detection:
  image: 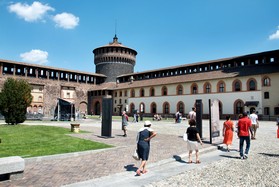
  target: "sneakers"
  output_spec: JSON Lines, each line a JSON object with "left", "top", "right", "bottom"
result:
{"left": 240, "top": 154, "right": 248, "bottom": 160}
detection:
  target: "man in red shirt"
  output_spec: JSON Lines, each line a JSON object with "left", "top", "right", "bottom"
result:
{"left": 237, "top": 112, "right": 253, "bottom": 159}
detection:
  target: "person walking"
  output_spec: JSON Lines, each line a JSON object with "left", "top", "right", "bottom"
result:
{"left": 122, "top": 111, "right": 129, "bottom": 137}
{"left": 238, "top": 112, "right": 253, "bottom": 159}
{"left": 136, "top": 120, "right": 157, "bottom": 176}
{"left": 222, "top": 115, "right": 234, "bottom": 152}
{"left": 188, "top": 107, "right": 196, "bottom": 121}
{"left": 249, "top": 110, "right": 259, "bottom": 139}
{"left": 186, "top": 119, "right": 203, "bottom": 164}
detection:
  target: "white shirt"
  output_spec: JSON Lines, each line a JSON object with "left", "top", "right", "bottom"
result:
{"left": 250, "top": 113, "right": 258, "bottom": 125}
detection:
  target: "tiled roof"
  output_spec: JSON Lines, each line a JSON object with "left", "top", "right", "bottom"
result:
{"left": 113, "top": 63, "right": 279, "bottom": 90}
{"left": 115, "top": 70, "right": 237, "bottom": 89}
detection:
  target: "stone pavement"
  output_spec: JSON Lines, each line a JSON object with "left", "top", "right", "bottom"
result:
{"left": 0, "top": 119, "right": 230, "bottom": 187}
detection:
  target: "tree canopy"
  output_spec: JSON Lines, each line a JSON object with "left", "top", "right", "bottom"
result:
{"left": 0, "top": 78, "right": 33, "bottom": 125}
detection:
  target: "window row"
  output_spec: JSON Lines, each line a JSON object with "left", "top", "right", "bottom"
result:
{"left": 125, "top": 77, "right": 271, "bottom": 97}
{"left": 128, "top": 99, "right": 260, "bottom": 115}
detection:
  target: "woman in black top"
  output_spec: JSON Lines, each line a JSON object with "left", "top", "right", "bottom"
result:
{"left": 136, "top": 120, "right": 157, "bottom": 176}
{"left": 186, "top": 119, "right": 203, "bottom": 164}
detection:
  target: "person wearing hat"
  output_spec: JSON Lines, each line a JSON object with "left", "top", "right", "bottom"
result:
{"left": 136, "top": 120, "right": 157, "bottom": 176}
{"left": 237, "top": 112, "right": 253, "bottom": 159}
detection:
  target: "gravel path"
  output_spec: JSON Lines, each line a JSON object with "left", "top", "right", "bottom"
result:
{"left": 149, "top": 122, "right": 279, "bottom": 187}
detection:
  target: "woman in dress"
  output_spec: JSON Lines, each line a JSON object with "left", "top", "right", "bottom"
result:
{"left": 223, "top": 115, "right": 234, "bottom": 151}
{"left": 186, "top": 119, "right": 203, "bottom": 164}
{"left": 136, "top": 120, "right": 157, "bottom": 176}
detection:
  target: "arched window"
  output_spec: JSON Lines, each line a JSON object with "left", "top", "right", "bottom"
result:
{"left": 262, "top": 76, "right": 271, "bottom": 87}
{"left": 247, "top": 78, "right": 257, "bottom": 91}
{"left": 163, "top": 102, "right": 170, "bottom": 114}
{"left": 150, "top": 87, "right": 155, "bottom": 96}
{"left": 130, "top": 89, "right": 135, "bottom": 97}
{"left": 234, "top": 100, "right": 244, "bottom": 114}
{"left": 129, "top": 103, "right": 135, "bottom": 114}
{"left": 177, "top": 101, "right": 185, "bottom": 114}
{"left": 150, "top": 102, "right": 157, "bottom": 114}
{"left": 176, "top": 85, "right": 183, "bottom": 95}
{"left": 191, "top": 83, "right": 198, "bottom": 94}
{"left": 162, "top": 86, "right": 168, "bottom": 96}
{"left": 140, "top": 88, "right": 145, "bottom": 97}
{"left": 233, "top": 80, "right": 242, "bottom": 92}
{"left": 204, "top": 82, "right": 211, "bottom": 93}
{"left": 217, "top": 81, "right": 225, "bottom": 93}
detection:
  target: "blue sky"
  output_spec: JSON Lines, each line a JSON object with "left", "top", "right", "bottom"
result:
{"left": 1, "top": 0, "right": 279, "bottom": 73}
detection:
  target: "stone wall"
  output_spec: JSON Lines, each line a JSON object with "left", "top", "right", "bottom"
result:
{"left": 0, "top": 75, "right": 93, "bottom": 118}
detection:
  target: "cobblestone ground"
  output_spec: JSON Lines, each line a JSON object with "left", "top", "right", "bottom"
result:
{"left": 149, "top": 121, "right": 279, "bottom": 187}
{"left": 1, "top": 119, "right": 277, "bottom": 187}
{"left": 0, "top": 119, "right": 211, "bottom": 187}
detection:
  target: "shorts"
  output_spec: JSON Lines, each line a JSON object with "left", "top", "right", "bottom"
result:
{"left": 187, "top": 140, "right": 199, "bottom": 151}
{"left": 252, "top": 124, "right": 259, "bottom": 130}
{"left": 122, "top": 125, "right": 127, "bottom": 131}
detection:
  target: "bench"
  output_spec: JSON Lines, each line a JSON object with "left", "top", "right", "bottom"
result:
{"left": 0, "top": 156, "right": 25, "bottom": 181}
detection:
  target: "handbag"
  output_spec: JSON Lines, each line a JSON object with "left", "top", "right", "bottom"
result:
{"left": 132, "top": 149, "right": 140, "bottom": 160}
{"left": 183, "top": 132, "right": 188, "bottom": 141}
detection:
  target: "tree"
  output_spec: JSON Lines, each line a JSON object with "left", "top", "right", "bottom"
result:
{"left": 0, "top": 78, "right": 33, "bottom": 125}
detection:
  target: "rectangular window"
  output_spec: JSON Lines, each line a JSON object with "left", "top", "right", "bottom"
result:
{"left": 264, "top": 92, "right": 269, "bottom": 99}
{"left": 264, "top": 107, "right": 270, "bottom": 115}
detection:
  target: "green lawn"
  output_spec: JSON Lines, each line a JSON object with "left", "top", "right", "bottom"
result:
{"left": 0, "top": 125, "right": 112, "bottom": 158}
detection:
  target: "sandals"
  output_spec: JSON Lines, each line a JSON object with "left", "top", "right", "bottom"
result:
{"left": 136, "top": 169, "right": 141, "bottom": 176}
{"left": 187, "top": 160, "right": 193, "bottom": 164}
{"left": 196, "top": 160, "right": 201, "bottom": 164}
{"left": 142, "top": 170, "right": 148, "bottom": 174}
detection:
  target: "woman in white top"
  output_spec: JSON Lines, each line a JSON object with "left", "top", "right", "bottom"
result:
{"left": 249, "top": 110, "right": 258, "bottom": 139}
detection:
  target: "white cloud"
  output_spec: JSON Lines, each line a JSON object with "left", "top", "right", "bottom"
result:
{"left": 20, "top": 49, "right": 48, "bottom": 64}
{"left": 8, "top": 1, "right": 54, "bottom": 22}
{"left": 269, "top": 26, "right": 279, "bottom": 40}
{"left": 53, "top": 12, "right": 79, "bottom": 29}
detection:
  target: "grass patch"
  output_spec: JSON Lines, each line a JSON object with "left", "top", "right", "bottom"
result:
{"left": 0, "top": 125, "right": 112, "bottom": 158}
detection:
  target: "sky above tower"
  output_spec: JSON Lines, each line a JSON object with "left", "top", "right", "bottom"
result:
{"left": 1, "top": 0, "right": 279, "bottom": 73}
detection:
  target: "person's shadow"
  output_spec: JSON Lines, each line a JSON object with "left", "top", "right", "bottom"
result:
{"left": 124, "top": 164, "right": 138, "bottom": 172}
{"left": 173, "top": 155, "right": 187, "bottom": 163}
{"left": 219, "top": 155, "right": 240, "bottom": 159}
{"left": 258, "top": 153, "right": 279, "bottom": 157}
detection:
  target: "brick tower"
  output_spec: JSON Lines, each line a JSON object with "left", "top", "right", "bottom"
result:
{"left": 93, "top": 35, "right": 137, "bottom": 82}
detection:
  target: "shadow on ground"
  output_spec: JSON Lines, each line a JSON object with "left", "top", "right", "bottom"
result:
{"left": 258, "top": 153, "right": 279, "bottom": 157}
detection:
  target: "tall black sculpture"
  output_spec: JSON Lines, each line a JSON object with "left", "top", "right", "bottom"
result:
{"left": 101, "top": 96, "right": 113, "bottom": 137}
{"left": 196, "top": 99, "right": 203, "bottom": 138}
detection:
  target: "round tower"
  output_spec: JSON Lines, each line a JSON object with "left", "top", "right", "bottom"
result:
{"left": 93, "top": 35, "right": 137, "bottom": 82}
